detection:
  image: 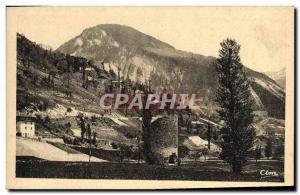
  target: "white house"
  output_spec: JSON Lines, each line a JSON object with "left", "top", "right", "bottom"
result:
{"left": 85, "top": 67, "right": 95, "bottom": 71}
{"left": 16, "top": 118, "right": 35, "bottom": 138}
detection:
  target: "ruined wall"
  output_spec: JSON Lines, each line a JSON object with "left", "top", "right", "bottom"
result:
{"left": 150, "top": 114, "right": 178, "bottom": 164}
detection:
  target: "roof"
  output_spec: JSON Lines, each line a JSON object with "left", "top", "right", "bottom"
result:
{"left": 197, "top": 117, "right": 223, "bottom": 128}
{"left": 183, "top": 136, "right": 221, "bottom": 152}
{"left": 16, "top": 114, "right": 36, "bottom": 121}
{"left": 191, "top": 121, "right": 205, "bottom": 125}
{"left": 85, "top": 67, "right": 95, "bottom": 71}
{"left": 16, "top": 111, "right": 36, "bottom": 118}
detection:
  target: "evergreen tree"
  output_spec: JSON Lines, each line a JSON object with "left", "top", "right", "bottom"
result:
{"left": 255, "top": 145, "right": 262, "bottom": 162}
{"left": 265, "top": 138, "right": 273, "bottom": 160}
{"left": 213, "top": 129, "right": 219, "bottom": 141}
{"left": 142, "top": 85, "right": 155, "bottom": 164}
{"left": 207, "top": 124, "right": 212, "bottom": 150}
{"left": 92, "top": 132, "right": 97, "bottom": 145}
{"left": 79, "top": 117, "right": 86, "bottom": 140}
{"left": 215, "top": 38, "right": 256, "bottom": 174}
{"left": 273, "top": 141, "right": 284, "bottom": 160}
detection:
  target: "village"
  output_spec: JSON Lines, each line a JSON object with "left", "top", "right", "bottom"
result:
{"left": 15, "top": 31, "right": 285, "bottom": 181}
{"left": 16, "top": 64, "right": 284, "bottom": 166}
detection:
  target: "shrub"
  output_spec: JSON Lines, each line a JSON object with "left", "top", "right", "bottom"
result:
{"left": 111, "top": 142, "right": 119, "bottom": 149}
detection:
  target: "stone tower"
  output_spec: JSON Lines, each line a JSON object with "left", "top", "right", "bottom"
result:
{"left": 150, "top": 114, "right": 178, "bottom": 164}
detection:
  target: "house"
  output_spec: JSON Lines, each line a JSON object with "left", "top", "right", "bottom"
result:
{"left": 85, "top": 67, "right": 95, "bottom": 72}
{"left": 98, "top": 139, "right": 111, "bottom": 147}
{"left": 87, "top": 76, "right": 93, "bottom": 81}
{"left": 183, "top": 136, "right": 221, "bottom": 153}
{"left": 16, "top": 115, "right": 35, "bottom": 138}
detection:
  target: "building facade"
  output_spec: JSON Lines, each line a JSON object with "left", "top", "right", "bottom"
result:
{"left": 17, "top": 120, "right": 35, "bottom": 138}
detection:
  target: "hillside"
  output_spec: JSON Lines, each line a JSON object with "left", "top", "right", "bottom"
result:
{"left": 265, "top": 67, "right": 286, "bottom": 89}
{"left": 17, "top": 33, "right": 113, "bottom": 115}
{"left": 16, "top": 32, "right": 285, "bottom": 161}
{"left": 57, "top": 24, "right": 285, "bottom": 119}
{"left": 17, "top": 33, "right": 142, "bottom": 144}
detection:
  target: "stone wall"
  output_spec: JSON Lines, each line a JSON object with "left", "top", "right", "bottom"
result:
{"left": 150, "top": 114, "right": 178, "bottom": 164}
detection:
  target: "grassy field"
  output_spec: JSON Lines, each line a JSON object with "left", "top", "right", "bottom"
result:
{"left": 16, "top": 160, "right": 284, "bottom": 182}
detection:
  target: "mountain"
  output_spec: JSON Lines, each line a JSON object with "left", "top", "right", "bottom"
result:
{"left": 17, "top": 33, "right": 143, "bottom": 143}
{"left": 16, "top": 33, "right": 117, "bottom": 117}
{"left": 265, "top": 67, "right": 286, "bottom": 89}
{"left": 57, "top": 24, "right": 285, "bottom": 119}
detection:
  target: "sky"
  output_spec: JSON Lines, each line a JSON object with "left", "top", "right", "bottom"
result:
{"left": 8, "top": 6, "right": 293, "bottom": 72}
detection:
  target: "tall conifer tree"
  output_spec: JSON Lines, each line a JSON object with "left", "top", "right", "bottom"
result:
{"left": 216, "top": 38, "right": 256, "bottom": 173}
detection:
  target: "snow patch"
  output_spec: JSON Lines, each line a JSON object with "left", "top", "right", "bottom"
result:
{"left": 32, "top": 104, "right": 101, "bottom": 119}
{"left": 131, "top": 56, "right": 155, "bottom": 81}
{"left": 70, "top": 51, "right": 77, "bottom": 56}
{"left": 105, "top": 115, "right": 128, "bottom": 126}
{"left": 74, "top": 37, "right": 83, "bottom": 47}
{"left": 254, "top": 78, "right": 284, "bottom": 99}
{"left": 101, "top": 30, "right": 107, "bottom": 37}
{"left": 112, "top": 41, "right": 119, "bottom": 48}
{"left": 250, "top": 87, "right": 264, "bottom": 107}
{"left": 88, "top": 40, "right": 94, "bottom": 46}
{"left": 94, "top": 39, "right": 101, "bottom": 45}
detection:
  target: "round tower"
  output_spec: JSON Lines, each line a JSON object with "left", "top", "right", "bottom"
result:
{"left": 150, "top": 114, "right": 178, "bottom": 164}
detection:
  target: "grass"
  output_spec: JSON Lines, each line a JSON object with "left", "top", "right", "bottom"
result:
{"left": 16, "top": 159, "right": 283, "bottom": 182}
{"left": 48, "top": 142, "right": 82, "bottom": 154}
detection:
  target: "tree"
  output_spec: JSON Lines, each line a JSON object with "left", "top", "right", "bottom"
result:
{"left": 207, "top": 124, "right": 212, "bottom": 150}
{"left": 136, "top": 136, "right": 142, "bottom": 163}
{"left": 213, "top": 129, "right": 219, "bottom": 141}
{"left": 87, "top": 124, "right": 92, "bottom": 141}
{"left": 142, "top": 83, "right": 154, "bottom": 164}
{"left": 142, "top": 103, "right": 154, "bottom": 163}
{"left": 201, "top": 148, "right": 209, "bottom": 161}
{"left": 79, "top": 117, "right": 86, "bottom": 140}
{"left": 92, "top": 132, "right": 97, "bottom": 145}
{"left": 111, "top": 142, "right": 118, "bottom": 149}
{"left": 186, "top": 113, "right": 192, "bottom": 133}
{"left": 65, "top": 122, "right": 71, "bottom": 134}
{"left": 44, "top": 115, "right": 51, "bottom": 124}
{"left": 120, "top": 144, "right": 133, "bottom": 160}
{"left": 86, "top": 124, "right": 92, "bottom": 162}
{"left": 273, "top": 142, "right": 284, "bottom": 160}
{"left": 215, "top": 38, "right": 256, "bottom": 174}
{"left": 265, "top": 138, "right": 273, "bottom": 160}
{"left": 191, "top": 151, "right": 201, "bottom": 162}
{"left": 178, "top": 145, "right": 189, "bottom": 159}
{"left": 254, "top": 145, "right": 262, "bottom": 162}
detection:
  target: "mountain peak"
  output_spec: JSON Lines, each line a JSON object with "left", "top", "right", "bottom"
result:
{"left": 265, "top": 67, "right": 286, "bottom": 89}
{"left": 58, "top": 24, "right": 174, "bottom": 53}
{"left": 56, "top": 25, "right": 285, "bottom": 119}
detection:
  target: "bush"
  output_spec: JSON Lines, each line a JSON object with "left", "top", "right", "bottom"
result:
{"left": 44, "top": 115, "right": 51, "bottom": 124}
{"left": 77, "top": 112, "right": 84, "bottom": 118}
{"left": 35, "top": 114, "right": 43, "bottom": 122}
{"left": 115, "top": 125, "right": 140, "bottom": 139}
{"left": 178, "top": 145, "right": 189, "bottom": 158}
{"left": 91, "top": 115, "right": 98, "bottom": 122}
{"left": 111, "top": 142, "right": 118, "bottom": 149}
{"left": 119, "top": 144, "right": 133, "bottom": 159}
